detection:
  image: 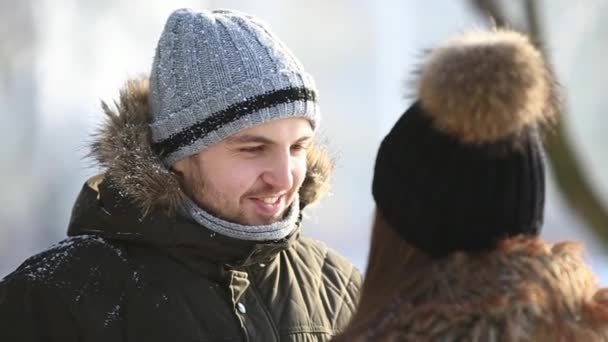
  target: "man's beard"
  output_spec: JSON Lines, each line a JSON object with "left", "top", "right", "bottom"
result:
{"left": 188, "top": 176, "right": 293, "bottom": 226}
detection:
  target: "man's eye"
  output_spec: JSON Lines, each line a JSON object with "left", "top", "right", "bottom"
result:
{"left": 240, "top": 146, "right": 264, "bottom": 153}
{"left": 291, "top": 144, "right": 308, "bottom": 153}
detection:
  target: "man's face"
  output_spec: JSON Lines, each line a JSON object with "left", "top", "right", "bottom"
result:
{"left": 173, "top": 117, "right": 313, "bottom": 226}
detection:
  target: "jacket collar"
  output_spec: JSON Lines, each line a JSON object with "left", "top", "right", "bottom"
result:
{"left": 355, "top": 237, "right": 608, "bottom": 340}
{"left": 68, "top": 175, "right": 300, "bottom": 269}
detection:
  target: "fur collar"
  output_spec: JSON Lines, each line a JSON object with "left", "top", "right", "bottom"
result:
{"left": 89, "top": 77, "right": 332, "bottom": 216}
{"left": 344, "top": 237, "right": 608, "bottom": 341}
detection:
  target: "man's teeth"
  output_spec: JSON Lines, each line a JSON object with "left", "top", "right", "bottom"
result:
{"left": 261, "top": 197, "right": 279, "bottom": 204}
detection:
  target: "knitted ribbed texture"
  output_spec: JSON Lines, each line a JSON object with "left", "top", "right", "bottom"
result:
{"left": 184, "top": 196, "right": 300, "bottom": 241}
{"left": 149, "top": 8, "right": 320, "bottom": 165}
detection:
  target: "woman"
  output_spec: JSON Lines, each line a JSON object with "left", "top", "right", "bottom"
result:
{"left": 335, "top": 28, "right": 608, "bottom": 341}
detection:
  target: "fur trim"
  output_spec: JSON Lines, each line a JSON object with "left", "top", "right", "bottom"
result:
{"left": 354, "top": 237, "right": 608, "bottom": 341}
{"left": 418, "top": 28, "right": 558, "bottom": 144}
{"left": 89, "top": 77, "right": 331, "bottom": 216}
{"left": 90, "top": 78, "right": 186, "bottom": 215}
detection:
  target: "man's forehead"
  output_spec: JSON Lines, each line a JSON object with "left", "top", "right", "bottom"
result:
{"left": 225, "top": 118, "right": 313, "bottom": 143}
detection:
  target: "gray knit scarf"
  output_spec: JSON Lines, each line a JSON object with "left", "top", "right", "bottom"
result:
{"left": 184, "top": 196, "right": 299, "bottom": 241}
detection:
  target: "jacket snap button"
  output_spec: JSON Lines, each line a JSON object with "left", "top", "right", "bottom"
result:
{"left": 237, "top": 302, "right": 246, "bottom": 314}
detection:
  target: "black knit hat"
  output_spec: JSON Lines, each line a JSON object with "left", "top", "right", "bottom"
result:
{"left": 372, "top": 29, "right": 558, "bottom": 258}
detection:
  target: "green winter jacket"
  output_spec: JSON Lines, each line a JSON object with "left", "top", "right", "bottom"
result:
{"left": 0, "top": 78, "right": 361, "bottom": 341}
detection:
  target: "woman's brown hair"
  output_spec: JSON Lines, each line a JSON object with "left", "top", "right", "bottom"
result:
{"left": 337, "top": 209, "right": 431, "bottom": 339}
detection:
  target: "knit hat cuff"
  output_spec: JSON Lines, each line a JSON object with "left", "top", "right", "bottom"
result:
{"left": 161, "top": 97, "right": 319, "bottom": 166}
{"left": 149, "top": 70, "right": 320, "bottom": 166}
{"left": 150, "top": 70, "right": 317, "bottom": 140}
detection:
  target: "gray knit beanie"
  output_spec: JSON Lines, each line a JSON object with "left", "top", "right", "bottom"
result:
{"left": 149, "top": 8, "right": 320, "bottom": 166}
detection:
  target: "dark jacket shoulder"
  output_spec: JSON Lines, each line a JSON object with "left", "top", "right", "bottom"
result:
{"left": 3, "top": 235, "right": 129, "bottom": 287}
{"left": 0, "top": 235, "right": 132, "bottom": 341}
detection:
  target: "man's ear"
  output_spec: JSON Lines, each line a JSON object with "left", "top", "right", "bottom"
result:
{"left": 171, "top": 157, "right": 189, "bottom": 177}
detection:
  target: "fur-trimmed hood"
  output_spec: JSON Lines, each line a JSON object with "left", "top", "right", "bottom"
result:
{"left": 338, "top": 237, "right": 608, "bottom": 341}
{"left": 89, "top": 77, "right": 332, "bottom": 216}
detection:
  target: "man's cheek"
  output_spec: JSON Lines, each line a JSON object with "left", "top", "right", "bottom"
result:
{"left": 294, "top": 164, "right": 308, "bottom": 188}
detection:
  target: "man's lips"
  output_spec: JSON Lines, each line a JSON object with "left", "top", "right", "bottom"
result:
{"left": 249, "top": 194, "right": 286, "bottom": 217}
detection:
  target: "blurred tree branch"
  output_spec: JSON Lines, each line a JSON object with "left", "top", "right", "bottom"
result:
{"left": 470, "top": 0, "right": 608, "bottom": 243}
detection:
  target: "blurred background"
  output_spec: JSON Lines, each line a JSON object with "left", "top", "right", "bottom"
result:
{"left": 2, "top": 0, "right": 607, "bottom": 282}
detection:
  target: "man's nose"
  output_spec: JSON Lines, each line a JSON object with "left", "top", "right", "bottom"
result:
{"left": 261, "top": 151, "right": 294, "bottom": 191}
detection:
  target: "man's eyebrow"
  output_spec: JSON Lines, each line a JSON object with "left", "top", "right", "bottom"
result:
{"left": 226, "top": 135, "right": 275, "bottom": 145}
{"left": 226, "top": 134, "right": 313, "bottom": 145}
{"left": 294, "top": 135, "right": 313, "bottom": 144}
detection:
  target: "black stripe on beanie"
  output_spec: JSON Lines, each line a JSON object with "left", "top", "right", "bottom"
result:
{"left": 153, "top": 87, "right": 316, "bottom": 156}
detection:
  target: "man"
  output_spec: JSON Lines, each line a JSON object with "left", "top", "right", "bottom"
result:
{"left": 0, "top": 8, "right": 361, "bottom": 341}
